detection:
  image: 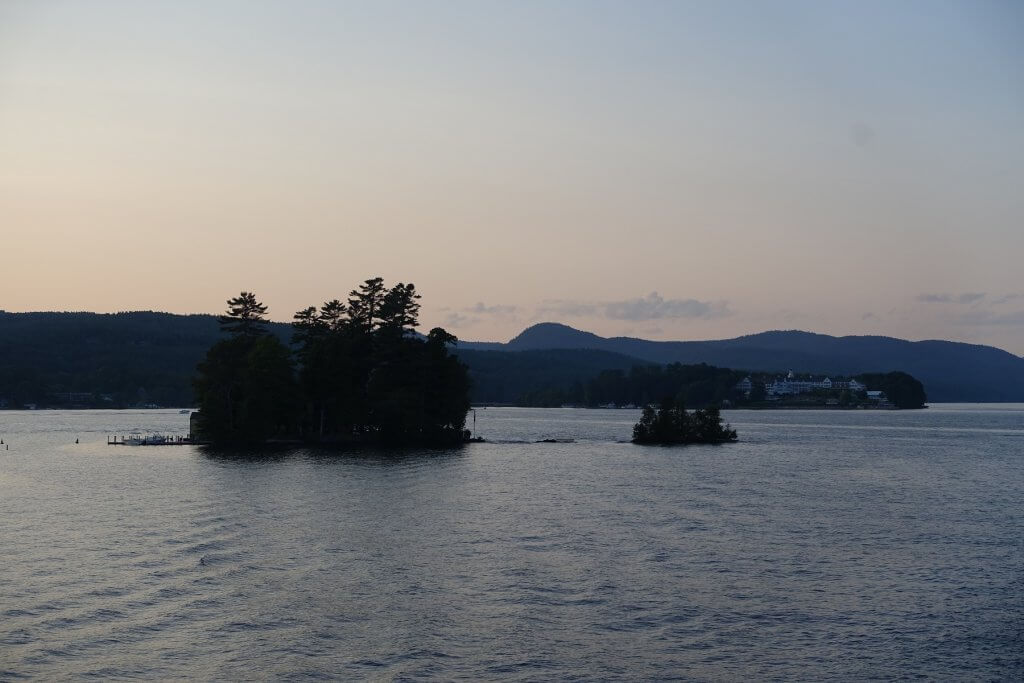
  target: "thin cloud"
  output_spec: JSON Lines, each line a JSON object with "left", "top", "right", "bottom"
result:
{"left": 916, "top": 292, "right": 986, "bottom": 304}
{"left": 443, "top": 313, "right": 477, "bottom": 328}
{"left": 603, "top": 292, "right": 731, "bottom": 321}
{"left": 992, "top": 293, "right": 1022, "bottom": 305}
{"left": 538, "top": 293, "right": 731, "bottom": 322}
{"left": 443, "top": 302, "right": 518, "bottom": 328}
{"left": 465, "top": 302, "right": 517, "bottom": 316}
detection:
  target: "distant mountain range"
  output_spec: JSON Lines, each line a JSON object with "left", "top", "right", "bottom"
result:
{"left": 457, "top": 322, "right": 1024, "bottom": 402}
{"left": 0, "top": 312, "right": 1021, "bottom": 406}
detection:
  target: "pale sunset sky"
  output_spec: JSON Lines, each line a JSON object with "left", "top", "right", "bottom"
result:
{"left": 1, "top": 1, "right": 1022, "bottom": 353}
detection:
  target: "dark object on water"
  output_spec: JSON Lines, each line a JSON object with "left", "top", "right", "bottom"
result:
{"left": 75, "top": 438, "right": 78, "bottom": 444}
{"left": 537, "top": 438, "right": 575, "bottom": 443}
{"left": 632, "top": 401, "right": 738, "bottom": 445}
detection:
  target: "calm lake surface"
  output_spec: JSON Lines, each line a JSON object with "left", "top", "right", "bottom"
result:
{"left": 1, "top": 406, "right": 1022, "bottom": 680}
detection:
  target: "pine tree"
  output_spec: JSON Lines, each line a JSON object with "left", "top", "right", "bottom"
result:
{"left": 379, "top": 283, "right": 421, "bottom": 337}
{"left": 347, "top": 277, "right": 386, "bottom": 334}
{"left": 195, "top": 293, "right": 298, "bottom": 443}
{"left": 219, "top": 292, "right": 269, "bottom": 338}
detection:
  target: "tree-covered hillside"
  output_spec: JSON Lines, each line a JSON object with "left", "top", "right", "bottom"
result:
{"left": 462, "top": 323, "right": 1024, "bottom": 402}
{"left": 0, "top": 311, "right": 290, "bottom": 407}
{"left": 0, "top": 313, "right": 1003, "bottom": 407}
{"left": 453, "top": 348, "right": 646, "bottom": 405}
{"left": 459, "top": 354, "right": 927, "bottom": 409}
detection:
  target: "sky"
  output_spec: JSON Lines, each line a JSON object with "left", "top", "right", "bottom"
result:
{"left": 1, "top": 0, "right": 1022, "bottom": 353}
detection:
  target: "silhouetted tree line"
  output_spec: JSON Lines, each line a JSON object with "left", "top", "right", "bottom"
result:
{"left": 0, "top": 311, "right": 927, "bottom": 412}
{"left": 506, "top": 362, "right": 744, "bottom": 408}
{"left": 586, "top": 363, "right": 742, "bottom": 407}
{"left": 193, "top": 280, "right": 470, "bottom": 445}
{"left": 507, "top": 363, "right": 926, "bottom": 410}
{"left": 852, "top": 372, "right": 927, "bottom": 409}
{"left": 0, "top": 310, "right": 264, "bottom": 408}
{"left": 632, "top": 397, "right": 738, "bottom": 444}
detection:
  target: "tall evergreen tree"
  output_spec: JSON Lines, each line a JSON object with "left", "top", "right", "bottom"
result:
{"left": 219, "top": 292, "right": 269, "bottom": 338}
{"left": 320, "top": 299, "right": 348, "bottom": 332}
{"left": 347, "top": 277, "right": 386, "bottom": 334}
{"left": 379, "top": 283, "right": 421, "bottom": 337}
{"left": 195, "top": 293, "right": 298, "bottom": 443}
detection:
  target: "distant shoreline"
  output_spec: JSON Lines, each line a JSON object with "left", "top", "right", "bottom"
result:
{"left": 469, "top": 404, "right": 923, "bottom": 410}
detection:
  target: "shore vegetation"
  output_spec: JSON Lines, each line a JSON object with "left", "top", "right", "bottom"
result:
{"left": 193, "top": 281, "right": 470, "bottom": 446}
{"left": 632, "top": 398, "right": 738, "bottom": 445}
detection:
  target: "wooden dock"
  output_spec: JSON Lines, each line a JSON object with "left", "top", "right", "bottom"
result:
{"left": 108, "top": 435, "right": 194, "bottom": 446}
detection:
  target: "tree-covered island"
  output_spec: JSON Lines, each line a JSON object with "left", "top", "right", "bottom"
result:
{"left": 193, "top": 279, "right": 471, "bottom": 446}
{"left": 632, "top": 398, "right": 738, "bottom": 445}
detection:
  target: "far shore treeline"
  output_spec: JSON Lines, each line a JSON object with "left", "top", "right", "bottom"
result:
{"left": 510, "top": 364, "right": 927, "bottom": 410}
{"left": 0, "top": 310, "right": 929, "bottom": 413}
{"left": 192, "top": 280, "right": 470, "bottom": 445}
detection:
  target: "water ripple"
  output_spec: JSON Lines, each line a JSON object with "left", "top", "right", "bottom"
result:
{"left": 0, "top": 407, "right": 1022, "bottom": 679}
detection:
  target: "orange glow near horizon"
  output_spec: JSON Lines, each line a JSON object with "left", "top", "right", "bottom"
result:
{"left": 1, "top": 2, "right": 1022, "bottom": 354}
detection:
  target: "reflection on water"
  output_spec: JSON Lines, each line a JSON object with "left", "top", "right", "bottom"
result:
{"left": 198, "top": 444, "right": 468, "bottom": 465}
{"left": 1, "top": 407, "right": 1022, "bottom": 679}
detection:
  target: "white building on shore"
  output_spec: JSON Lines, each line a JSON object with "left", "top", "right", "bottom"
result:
{"left": 737, "top": 371, "right": 869, "bottom": 399}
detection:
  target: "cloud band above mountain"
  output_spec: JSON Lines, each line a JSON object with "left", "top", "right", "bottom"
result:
{"left": 540, "top": 292, "right": 732, "bottom": 322}
{"left": 916, "top": 292, "right": 986, "bottom": 304}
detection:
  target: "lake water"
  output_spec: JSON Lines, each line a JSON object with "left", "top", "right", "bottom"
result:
{"left": 1, "top": 406, "right": 1022, "bottom": 680}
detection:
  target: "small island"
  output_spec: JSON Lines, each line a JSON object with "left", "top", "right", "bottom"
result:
{"left": 193, "top": 279, "right": 471, "bottom": 446}
{"left": 632, "top": 399, "right": 738, "bottom": 445}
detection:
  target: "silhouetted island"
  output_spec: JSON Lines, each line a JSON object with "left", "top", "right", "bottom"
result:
{"left": 632, "top": 399, "right": 738, "bottom": 445}
{"left": 192, "top": 280, "right": 471, "bottom": 446}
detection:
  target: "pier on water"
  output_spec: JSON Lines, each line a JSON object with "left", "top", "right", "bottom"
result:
{"left": 108, "top": 434, "right": 194, "bottom": 446}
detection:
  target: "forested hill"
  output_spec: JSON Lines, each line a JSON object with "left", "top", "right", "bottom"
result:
{"left": 453, "top": 348, "right": 645, "bottom": 405}
{"left": 0, "top": 311, "right": 290, "bottom": 407}
{"left": 1, "top": 312, "right": 1021, "bottom": 406}
{"left": 460, "top": 323, "right": 1024, "bottom": 402}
